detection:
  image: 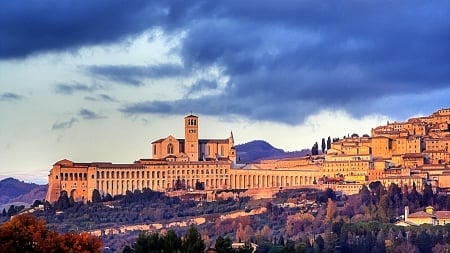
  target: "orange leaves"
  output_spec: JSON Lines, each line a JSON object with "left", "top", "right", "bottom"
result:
{"left": 0, "top": 214, "right": 102, "bottom": 253}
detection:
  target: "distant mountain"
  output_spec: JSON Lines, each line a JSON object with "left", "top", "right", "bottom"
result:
{"left": 0, "top": 177, "right": 46, "bottom": 205}
{"left": 235, "top": 140, "right": 310, "bottom": 163}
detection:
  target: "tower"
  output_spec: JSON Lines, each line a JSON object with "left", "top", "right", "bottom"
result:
{"left": 229, "top": 131, "right": 236, "bottom": 163}
{"left": 185, "top": 114, "right": 199, "bottom": 161}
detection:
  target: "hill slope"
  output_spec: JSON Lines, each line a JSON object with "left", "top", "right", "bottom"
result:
{"left": 235, "top": 140, "right": 309, "bottom": 163}
{"left": 0, "top": 177, "right": 46, "bottom": 205}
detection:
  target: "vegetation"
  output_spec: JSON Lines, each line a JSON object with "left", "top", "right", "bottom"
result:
{"left": 3, "top": 181, "right": 450, "bottom": 252}
{"left": 0, "top": 214, "right": 102, "bottom": 252}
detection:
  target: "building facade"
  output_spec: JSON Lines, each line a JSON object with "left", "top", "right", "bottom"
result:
{"left": 46, "top": 108, "right": 450, "bottom": 203}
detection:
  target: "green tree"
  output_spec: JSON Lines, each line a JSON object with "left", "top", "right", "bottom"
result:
{"left": 314, "top": 235, "right": 324, "bottom": 252}
{"left": 278, "top": 235, "right": 285, "bottom": 246}
{"left": 92, "top": 189, "right": 102, "bottom": 203}
{"left": 321, "top": 138, "right": 326, "bottom": 154}
{"left": 296, "top": 242, "right": 308, "bottom": 253}
{"left": 2, "top": 208, "right": 6, "bottom": 217}
{"left": 416, "top": 230, "right": 432, "bottom": 253}
{"left": 163, "top": 229, "right": 182, "bottom": 253}
{"left": 215, "top": 236, "right": 233, "bottom": 253}
{"left": 311, "top": 142, "right": 319, "bottom": 156}
{"left": 423, "top": 183, "right": 434, "bottom": 206}
{"left": 7, "top": 205, "right": 16, "bottom": 217}
{"left": 122, "top": 245, "right": 133, "bottom": 253}
{"left": 183, "top": 225, "right": 205, "bottom": 253}
{"left": 326, "top": 136, "right": 332, "bottom": 150}
{"left": 133, "top": 232, "right": 163, "bottom": 253}
{"left": 54, "top": 190, "right": 71, "bottom": 210}
{"left": 32, "top": 199, "right": 43, "bottom": 207}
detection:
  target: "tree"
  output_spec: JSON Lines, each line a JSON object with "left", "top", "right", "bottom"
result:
{"left": 326, "top": 136, "right": 332, "bottom": 150}
{"left": 314, "top": 235, "right": 325, "bottom": 252}
{"left": 215, "top": 236, "right": 233, "bottom": 253}
{"left": 236, "top": 223, "right": 253, "bottom": 243}
{"left": 195, "top": 181, "right": 205, "bottom": 190}
{"left": 311, "top": 142, "right": 319, "bottom": 156}
{"left": 183, "top": 225, "right": 205, "bottom": 253}
{"left": 2, "top": 208, "right": 6, "bottom": 217}
{"left": 278, "top": 235, "right": 285, "bottom": 246}
{"left": 0, "top": 214, "right": 102, "bottom": 252}
{"left": 163, "top": 229, "right": 182, "bottom": 253}
{"left": 7, "top": 205, "right": 16, "bottom": 217}
{"left": 255, "top": 224, "right": 273, "bottom": 243}
{"left": 134, "top": 232, "right": 162, "bottom": 253}
{"left": 321, "top": 138, "right": 326, "bottom": 154}
{"left": 32, "top": 199, "right": 43, "bottom": 207}
{"left": 92, "top": 189, "right": 102, "bottom": 203}
{"left": 423, "top": 183, "right": 434, "bottom": 207}
{"left": 326, "top": 198, "right": 335, "bottom": 222}
{"left": 416, "top": 230, "right": 432, "bottom": 253}
{"left": 122, "top": 245, "right": 133, "bottom": 253}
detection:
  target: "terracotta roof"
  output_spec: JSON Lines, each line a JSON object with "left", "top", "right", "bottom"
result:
{"left": 381, "top": 175, "right": 422, "bottom": 180}
{"left": 408, "top": 211, "right": 433, "bottom": 219}
{"left": 403, "top": 153, "right": 423, "bottom": 158}
{"left": 435, "top": 211, "right": 450, "bottom": 219}
{"left": 199, "top": 139, "right": 229, "bottom": 143}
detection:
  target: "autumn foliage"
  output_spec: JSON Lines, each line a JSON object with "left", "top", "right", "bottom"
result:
{"left": 0, "top": 214, "right": 102, "bottom": 253}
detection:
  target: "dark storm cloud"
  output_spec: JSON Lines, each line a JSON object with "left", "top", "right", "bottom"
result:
{"left": 123, "top": 1, "right": 450, "bottom": 124}
{"left": 54, "top": 83, "right": 101, "bottom": 95}
{"left": 0, "top": 92, "right": 22, "bottom": 101}
{"left": 0, "top": 0, "right": 169, "bottom": 58}
{"left": 86, "top": 64, "right": 188, "bottom": 86}
{"left": 4, "top": 0, "right": 450, "bottom": 123}
{"left": 79, "top": 109, "right": 104, "bottom": 120}
{"left": 51, "top": 117, "right": 78, "bottom": 130}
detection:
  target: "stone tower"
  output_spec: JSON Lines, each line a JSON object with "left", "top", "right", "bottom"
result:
{"left": 185, "top": 114, "right": 199, "bottom": 161}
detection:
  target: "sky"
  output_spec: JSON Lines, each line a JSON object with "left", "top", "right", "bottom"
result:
{"left": 1, "top": 1, "right": 450, "bottom": 184}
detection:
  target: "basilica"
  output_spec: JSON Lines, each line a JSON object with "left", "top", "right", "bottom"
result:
{"left": 46, "top": 108, "right": 450, "bottom": 203}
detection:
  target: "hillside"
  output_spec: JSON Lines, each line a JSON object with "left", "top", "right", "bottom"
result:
{"left": 0, "top": 177, "right": 46, "bottom": 205}
{"left": 235, "top": 140, "right": 309, "bottom": 163}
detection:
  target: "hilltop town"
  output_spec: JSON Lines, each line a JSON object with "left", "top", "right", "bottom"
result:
{"left": 5, "top": 108, "right": 450, "bottom": 252}
{"left": 46, "top": 108, "right": 450, "bottom": 203}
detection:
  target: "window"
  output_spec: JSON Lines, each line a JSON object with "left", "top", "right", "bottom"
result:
{"left": 153, "top": 145, "right": 156, "bottom": 155}
{"left": 167, "top": 143, "right": 174, "bottom": 154}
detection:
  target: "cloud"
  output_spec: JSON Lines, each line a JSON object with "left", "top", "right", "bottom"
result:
{"left": 4, "top": 1, "right": 450, "bottom": 124}
{"left": 52, "top": 117, "right": 78, "bottom": 130}
{"left": 79, "top": 109, "right": 104, "bottom": 120}
{"left": 0, "top": 1, "right": 168, "bottom": 59}
{"left": 84, "top": 94, "right": 117, "bottom": 102}
{"left": 0, "top": 92, "right": 22, "bottom": 101}
{"left": 85, "top": 64, "right": 189, "bottom": 86}
{"left": 120, "top": 1, "right": 450, "bottom": 124}
{"left": 54, "top": 83, "right": 101, "bottom": 95}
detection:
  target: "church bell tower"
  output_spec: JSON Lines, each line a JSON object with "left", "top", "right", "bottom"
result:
{"left": 184, "top": 115, "right": 199, "bottom": 161}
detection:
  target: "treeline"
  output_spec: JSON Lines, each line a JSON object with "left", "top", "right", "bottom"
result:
{"left": 122, "top": 226, "right": 255, "bottom": 253}
{"left": 311, "top": 134, "right": 370, "bottom": 155}
{"left": 355, "top": 181, "right": 443, "bottom": 223}
{"left": 23, "top": 188, "right": 249, "bottom": 233}
{"left": 311, "top": 137, "right": 332, "bottom": 156}
{"left": 333, "top": 220, "right": 450, "bottom": 253}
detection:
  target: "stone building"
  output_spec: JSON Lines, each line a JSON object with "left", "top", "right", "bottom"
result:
{"left": 46, "top": 108, "right": 450, "bottom": 203}
{"left": 45, "top": 114, "right": 320, "bottom": 203}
